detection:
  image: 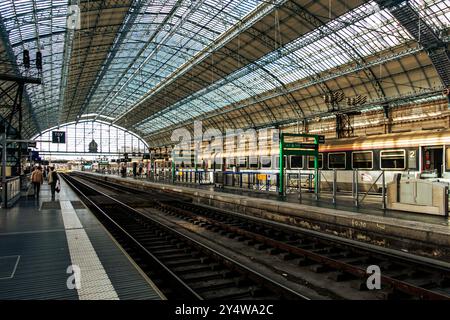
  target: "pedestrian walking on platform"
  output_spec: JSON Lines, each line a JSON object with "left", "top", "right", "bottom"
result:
{"left": 121, "top": 164, "right": 127, "bottom": 178}
{"left": 48, "top": 166, "right": 60, "bottom": 201}
{"left": 31, "top": 166, "right": 43, "bottom": 199}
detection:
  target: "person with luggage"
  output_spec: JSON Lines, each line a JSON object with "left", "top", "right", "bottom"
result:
{"left": 138, "top": 165, "right": 143, "bottom": 178}
{"left": 121, "top": 163, "right": 127, "bottom": 178}
{"left": 31, "top": 166, "right": 44, "bottom": 199}
{"left": 48, "top": 166, "right": 60, "bottom": 201}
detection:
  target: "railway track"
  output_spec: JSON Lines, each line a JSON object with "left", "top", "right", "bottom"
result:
{"left": 61, "top": 173, "right": 307, "bottom": 300}
{"left": 67, "top": 172, "right": 450, "bottom": 300}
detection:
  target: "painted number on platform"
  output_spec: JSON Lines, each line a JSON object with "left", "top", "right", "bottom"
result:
{"left": 351, "top": 219, "right": 367, "bottom": 229}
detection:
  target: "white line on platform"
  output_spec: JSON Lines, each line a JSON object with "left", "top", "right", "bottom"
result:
{"left": 60, "top": 199, "right": 119, "bottom": 300}
{"left": 0, "top": 255, "right": 20, "bottom": 280}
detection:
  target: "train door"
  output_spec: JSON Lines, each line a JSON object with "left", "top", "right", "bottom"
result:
{"left": 422, "top": 146, "right": 443, "bottom": 177}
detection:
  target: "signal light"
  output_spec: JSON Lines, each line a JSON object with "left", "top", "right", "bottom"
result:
{"left": 36, "top": 51, "right": 42, "bottom": 70}
{"left": 23, "top": 50, "right": 30, "bottom": 69}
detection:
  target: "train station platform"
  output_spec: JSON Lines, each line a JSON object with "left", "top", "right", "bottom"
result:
{"left": 84, "top": 172, "right": 450, "bottom": 263}
{"left": 0, "top": 179, "right": 164, "bottom": 300}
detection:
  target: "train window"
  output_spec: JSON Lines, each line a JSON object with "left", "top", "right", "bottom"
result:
{"left": 446, "top": 148, "right": 450, "bottom": 171}
{"left": 211, "top": 161, "right": 221, "bottom": 170}
{"left": 274, "top": 156, "right": 287, "bottom": 169}
{"left": 290, "top": 156, "right": 303, "bottom": 169}
{"left": 261, "top": 156, "right": 271, "bottom": 168}
{"left": 238, "top": 157, "right": 247, "bottom": 168}
{"left": 249, "top": 156, "right": 258, "bottom": 169}
{"left": 198, "top": 161, "right": 205, "bottom": 169}
{"left": 307, "top": 154, "right": 323, "bottom": 169}
{"left": 380, "top": 150, "right": 406, "bottom": 169}
{"left": 328, "top": 152, "right": 346, "bottom": 169}
{"left": 352, "top": 151, "right": 373, "bottom": 169}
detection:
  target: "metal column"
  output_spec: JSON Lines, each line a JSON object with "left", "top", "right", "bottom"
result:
{"left": 1, "top": 134, "right": 7, "bottom": 208}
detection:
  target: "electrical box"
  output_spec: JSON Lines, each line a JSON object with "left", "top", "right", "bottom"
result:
{"left": 387, "top": 174, "right": 448, "bottom": 216}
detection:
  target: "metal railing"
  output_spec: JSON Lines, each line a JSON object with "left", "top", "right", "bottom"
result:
{"left": 175, "top": 170, "right": 213, "bottom": 184}
{"left": 353, "top": 169, "right": 387, "bottom": 209}
{"left": 21, "top": 173, "right": 32, "bottom": 191}
{"left": 1, "top": 176, "right": 21, "bottom": 208}
{"left": 151, "top": 170, "right": 173, "bottom": 183}
{"left": 285, "top": 169, "right": 387, "bottom": 209}
{"left": 93, "top": 167, "right": 388, "bottom": 210}
{"left": 214, "top": 171, "right": 279, "bottom": 192}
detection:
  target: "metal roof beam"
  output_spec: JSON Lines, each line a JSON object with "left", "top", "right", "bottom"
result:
{"left": 88, "top": 0, "right": 193, "bottom": 120}
{"left": 112, "top": 0, "right": 287, "bottom": 125}
{"left": 69, "top": 0, "right": 146, "bottom": 123}
{"left": 145, "top": 88, "right": 444, "bottom": 147}
{"left": 377, "top": 0, "right": 450, "bottom": 87}
{"left": 142, "top": 45, "right": 423, "bottom": 139}
{"left": 134, "top": 3, "right": 378, "bottom": 131}
{"left": 0, "top": 74, "right": 41, "bottom": 84}
{"left": 0, "top": 15, "right": 40, "bottom": 135}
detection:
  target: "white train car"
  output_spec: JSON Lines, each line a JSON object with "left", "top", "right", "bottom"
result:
{"left": 194, "top": 129, "right": 450, "bottom": 192}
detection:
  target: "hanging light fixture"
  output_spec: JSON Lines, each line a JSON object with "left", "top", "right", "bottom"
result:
{"left": 23, "top": 50, "right": 30, "bottom": 69}
{"left": 36, "top": 51, "right": 42, "bottom": 70}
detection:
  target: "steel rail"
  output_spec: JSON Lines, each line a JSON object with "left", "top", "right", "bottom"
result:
{"left": 63, "top": 173, "right": 308, "bottom": 300}
{"left": 61, "top": 173, "right": 203, "bottom": 300}
{"left": 158, "top": 202, "right": 450, "bottom": 300}
{"left": 73, "top": 172, "right": 450, "bottom": 300}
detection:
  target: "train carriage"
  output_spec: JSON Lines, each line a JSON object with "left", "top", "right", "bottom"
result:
{"left": 190, "top": 129, "right": 450, "bottom": 193}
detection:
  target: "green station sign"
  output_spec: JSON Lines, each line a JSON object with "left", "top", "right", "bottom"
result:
{"left": 284, "top": 142, "right": 317, "bottom": 149}
{"left": 279, "top": 133, "right": 325, "bottom": 197}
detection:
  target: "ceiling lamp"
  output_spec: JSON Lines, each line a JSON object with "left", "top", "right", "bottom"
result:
{"left": 23, "top": 50, "right": 30, "bottom": 69}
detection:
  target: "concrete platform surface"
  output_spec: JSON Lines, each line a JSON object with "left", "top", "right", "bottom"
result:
{"left": 0, "top": 178, "right": 164, "bottom": 300}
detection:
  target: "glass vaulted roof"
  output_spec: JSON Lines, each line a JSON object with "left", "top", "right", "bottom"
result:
{"left": 136, "top": 0, "right": 450, "bottom": 135}
{"left": 0, "top": 0, "right": 68, "bottom": 131}
{"left": 84, "top": 0, "right": 262, "bottom": 119}
{"left": 0, "top": 0, "right": 449, "bottom": 141}
{"left": 0, "top": 0, "right": 264, "bottom": 134}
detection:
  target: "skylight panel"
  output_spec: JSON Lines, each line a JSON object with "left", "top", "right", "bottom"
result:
{"left": 85, "top": 0, "right": 262, "bottom": 119}
{"left": 410, "top": 0, "right": 450, "bottom": 30}
{"left": 137, "top": 2, "right": 420, "bottom": 135}
{"left": 0, "top": 0, "right": 69, "bottom": 129}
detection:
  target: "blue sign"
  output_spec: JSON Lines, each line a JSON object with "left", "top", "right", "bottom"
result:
{"left": 31, "top": 151, "right": 39, "bottom": 161}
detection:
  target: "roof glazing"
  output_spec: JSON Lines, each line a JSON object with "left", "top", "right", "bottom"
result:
{"left": 0, "top": 0, "right": 448, "bottom": 142}
{"left": 0, "top": 0, "right": 68, "bottom": 130}
{"left": 84, "top": 0, "right": 263, "bottom": 119}
{"left": 136, "top": 0, "right": 450, "bottom": 135}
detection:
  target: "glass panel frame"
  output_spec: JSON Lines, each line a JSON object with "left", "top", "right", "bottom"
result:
{"left": 380, "top": 149, "right": 406, "bottom": 170}
{"left": 307, "top": 153, "right": 323, "bottom": 169}
{"left": 352, "top": 151, "right": 373, "bottom": 169}
{"left": 328, "top": 152, "right": 346, "bottom": 169}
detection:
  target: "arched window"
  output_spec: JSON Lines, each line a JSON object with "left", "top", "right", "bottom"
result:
{"left": 31, "top": 120, "right": 148, "bottom": 160}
